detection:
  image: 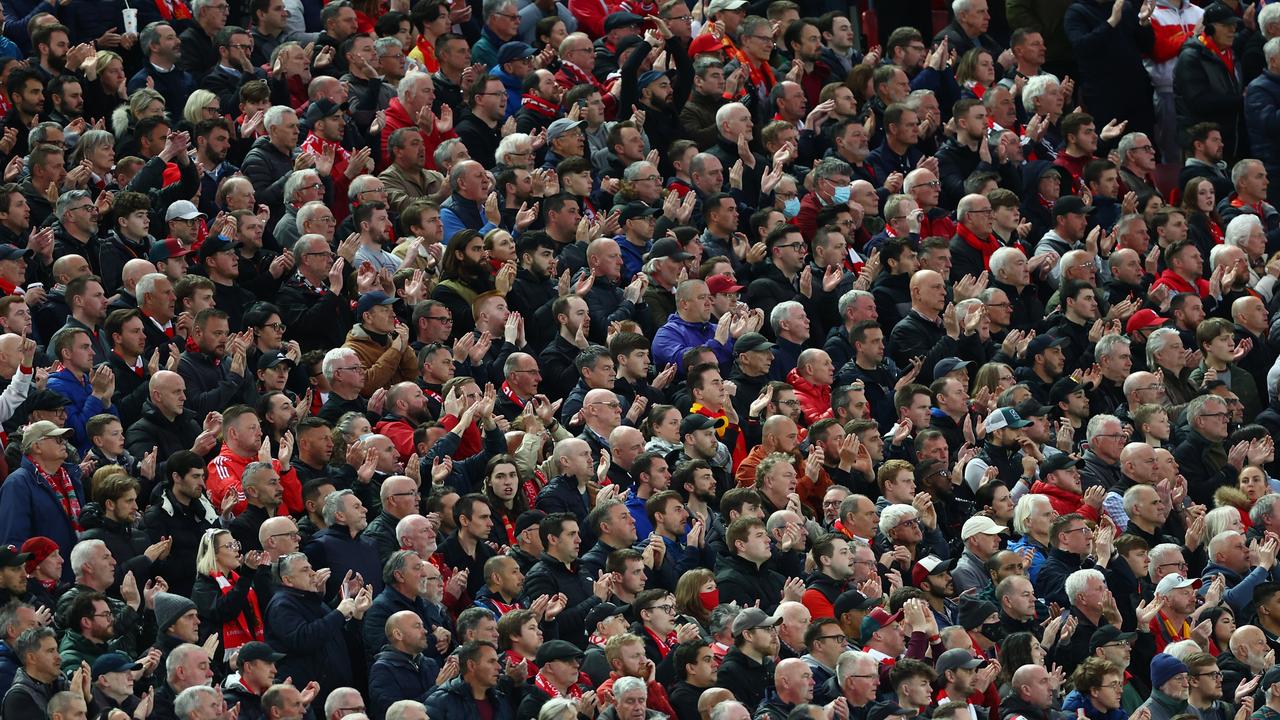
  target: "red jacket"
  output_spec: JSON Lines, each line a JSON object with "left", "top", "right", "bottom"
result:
{"left": 786, "top": 368, "right": 833, "bottom": 425}
{"left": 1028, "top": 479, "right": 1100, "bottom": 522}
{"left": 373, "top": 415, "right": 416, "bottom": 462}
{"left": 1151, "top": 268, "right": 1210, "bottom": 298}
{"left": 379, "top": 97, "right": 458, "bottom": 170}
{"left": 207, "top": 447, "right": 302, "bottom": 516}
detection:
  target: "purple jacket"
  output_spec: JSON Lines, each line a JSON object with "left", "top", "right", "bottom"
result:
{"left": 651, "top": 313, "right": 734, "bottom": 370}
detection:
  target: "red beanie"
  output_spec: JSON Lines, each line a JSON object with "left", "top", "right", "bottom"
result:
{"left": 21, "top": 536, "right": 58, "bottom": 574}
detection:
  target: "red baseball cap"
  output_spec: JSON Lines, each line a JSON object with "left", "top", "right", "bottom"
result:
{"left": 1125, "top": 308, "right": 1166, "bottom": 334}
{"left": 707, "top": 274, "right": 745, "bottom": 294}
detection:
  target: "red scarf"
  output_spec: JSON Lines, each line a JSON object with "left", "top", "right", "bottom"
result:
{"left": 30, "top": 458, "right": 80, "bottom": 532}
{"left": 506, "top": 650, "right": 537, "bottom": 675}
{"left": 956, "top": 223, "right": 1001, "bottom": 270}
{"left": 521, "top": 476, "right": 542, "bottom": 508}
{"left": 498, "top": 511, "right": 517, "bottom": 545}
{"left": 521, "top": 93, "right": 559, "bottom": 119}
{"left": 500, "top": 381, "right": 526, "bottom": 410}
{"left": 1208, "top": 219, "right": 1224, "bottom": 245}
{"left": 643, "top": 626, "right": 676, "bottom": 658}
{"left": 154, "top": 0, "right": 192, "bottom": 21}
{"left": 212, "top": 570, "right": 264, "bottom": 653}
{"left": 534, "top": 669, "right": 592, "bottom": 699}
{"left": 415, "top": 36, "right": 439, "bottom": 73}
{"left": 0, "top": 277, "right": 21, "bottom": 296}
{"left": 741, "top": 56, "right": 777, "bottom": 93}
{"left": 1201, "top": 33, "right": 1235, "bottom": 78}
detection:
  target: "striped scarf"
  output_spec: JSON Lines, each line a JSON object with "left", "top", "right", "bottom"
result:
{"left": 31, "top": 459, "right": 80, "bottom": 532}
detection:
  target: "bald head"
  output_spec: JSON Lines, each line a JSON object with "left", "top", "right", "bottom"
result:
{"left": 0, "top": 333, "right": 20, "bottom": 355}
{"left": 762, "top": 415, "right": 798, "bottom": 443}
{"left": 121, "top": 258, "right": 154, "bottom": 290}
{"left": 909, "top": 269, "right": 942, "bottom": 292}
{"left": 775, "top": 658, "right": 812, "bottom": 703}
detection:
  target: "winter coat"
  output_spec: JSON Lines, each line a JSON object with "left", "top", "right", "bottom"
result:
{"left": 343, "top": 323, "right": 419, "bottom": 396}
{"left": 534, "top": 475, "right": 591, "bottom": 525}
{"left": 277, "top": 274, "right": 356, "bottom": 353}
{"left": 1063, "top": 0, "right": 1156, "bottom": 134}
{"left": 124, "top": 402, "right": 202, "bottom": 477}
{"left": 370, "top": 647, "right": 441, "bottom": 720}
{"left": 97, "top": 230, "right": 152, "bottom": 296}
{"left": 426, "top": 677, "right": 516, "bottom": 720}
{"left": 192, "top": 571, "right": 262, "bottom": 649}
{"left": 79, "top": 502, "right": 150, "bottom": 586}
{"left": 887, "top": 309, "right": 960, "bottom": 383}
{"left": 47, "top": 367, "right": 118, "bottom": 453}
{"left": 1174, "top": 39, "right": 1243, "bottom": 159}
{"left": 652, "top": 313, "right": 735, "bottom": 370}
{"left": 264, "top": 586, "right": 355, "bottom": 694}
{"left": 1246, "top": 71, "right": 1280, "bottom": 179}
{"left": 715, "top": 553, "right": 787, "bottom": 614}
{"left": 519, "top": 553, "right": 603, "bottom": 647}
{"left": 717, "top": 648, "right": 774, "bottom": 712}
{"left": 175, "top": 349, "right": 255, "bottom": 418}
{"left": 0, "top": 456, "right": 85, "bottom": 583}
{"left": 362, "top": 585, "right": 438, "bottom": 662}
{"left": 1175, "top": 430, "right": 1240, "bottom": 506}
{"left": 302, "top": 524, "right": 383, "bottom": 599}
{"left": 240, "top": 137, "right": 297, "bottom": 234}
{"left": 2, "top": 668, "right": 84, "bottom": 720}
{"left": 142, "top": 488, "right": 218, "bottom": 598}
{"left": 786, "top": 368, "right": 832, "bottom": 425}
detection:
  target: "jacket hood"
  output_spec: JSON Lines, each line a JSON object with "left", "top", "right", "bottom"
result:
{"left": 77, "top": 502, "right": 131, "bottom": 533}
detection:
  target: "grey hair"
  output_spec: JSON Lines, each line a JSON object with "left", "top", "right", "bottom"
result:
{"left": 1251, "top": 493, "right": 1280, "bottom": 527}
{"left": 689, "top": 152, "right": 719, "bottom": 176}
{"left": 1021, "top": 73, "right": 1059, "bottom": 111}
{"left": 902, "top": 89, "right": 934, "bottom": 113}
{"left": 708, "top": 603, "right": 740, "bottom": 635}
{"left": 710, "top": 702, "right": 749, "bottom": 720}
{"left": 322, "top": 347, "right": 359, "bottom": 382}
{"left": 1260, "top": 4, "right": 1280, "bottom": 35}
{"left": 55, "top": 190, "right": 92, "bottom": 220}
{"left": 878, "top": 503, "right": 917, "bottom": 537}
{"left": 1147, "top": 543, "right": 1183, "bottom": 580}
{"left": 374, "top": 36, "right": 403, "bottom": 58}
{"left": 322, "top": 488, "right": 356, "bottom": 526}
{"left": 1117, "top": 132, "right": 1149, "bottom": 160}
{"left": 1063, "top": 568, "right": 1104, "bottom": 604}
{"left": 613, "top": 675, "right": 648, "bottom": 700}
{"left": 296, "top": 200, "right": 329, "bottom": 230}
{"left": 347, "top": 174, "right": 380, "bottom": 203}
{"left": 398, "top": 70, "right": 431, "bottom": 99}
{"left": 1232, "top": 158, "right": 1263, "bottom": 188}
{"left": 1268, "top": 36, "right": 1280, "bottom": 66}
{"left": 1122, "top": 484, "right": 1155, "bottom": 517}
{"left": 1145, "top": 327, "right": 1181, "bottom": 369}
{"left": 538, "top": 699, "right": 579, "bottom": 720}
{"left": 325, "top": 689, "right": 364, "bottom": 720}
{"left": 1185, "top": 393, "right": 1227, "bottom": 426}
{"left": 714, "top": 101, "right": 745, "bottom": 129}
{"left": 1208, "top": 530, "right": 1243, "bottom": 559}
{"left": 495, "top": 133, "right": 533, "bottom": 165}
{"left": 1225, "top": 213, "right": 1263, "bottom": 248}
{"left": 1164, "top": 640, "right": 1202, "bottom": 661}
{"left": 48, "top": 691, "right": 84, "bottom": 717}
{"left": 952, "top": 0, "right": 974, "bottom": 13}
{"left": 434, "top": 137, "right": 463, "bottom": 169}
{"left": 482, "top": 0, "right": 516, "bottom": 19}
{"left": 811, "top": 156, "right": 854, "bottom": 184}
{"left": 395, "top": 514, "right": 429, "bottom": 545}
{"left": 623, "top": 161, "right": 654, "bottom": 181}
{"left": 28, "top": 122, "right": 61, "bottom": 151}
{"left": 71, "top": 129, "right": 115, "bottom": 169}
{"left": 1084, "top": 414, "right": 1121, "bottom": 443}
{"left": 284, "top": 169, "right": 321, "bottom": 203}
{"left": 0, "top": 601, "right": 31, "bottom": 640}
{"left": 70, "top": 539, "right": 107, "bottom": 578}
{"left": 1055, "top": 249, "right": 1090, "bottom": 280}
{"left": 135, "top": 273, "right": 168, "bottom": 304}
{"left": 174, "top": 686, "right": 220, "bottom": 716}
{"left": 1094, "top": 334, "right": 1130, "bottom": 362}
{"left": 383, "top": 549, "right": 421, "bottom": 587}
{"left": 838, "top": 289, "right": 872, "bottom": 317}
{"left": 263, "top": 105, "right": 296, "bottom": 132}
{"left": 693, "top": 56, "right": 724, "bottom": 78}
{"left": 1114, "top": 213, "right": 1145, "bottom": 238}
{"left": 955, "top": 194, "right": 984, "bottom": 222}
{"left": 139, "top": 21, "right": 171, "bottom": 57}
{"left": 166, "top": 643, "right": 207, "bottom": 682}
{"left": 770, "top": 300, "right": 803, "bottom": 334}
{"left": 272, "top": 552, "right": 310, "bottom": 584}
{"left": 241, "top": 461, "right": 275, "bottom": 492}
{"left": 1209, "top": 243, "right": 1244, "bottom": 272}
{"left": 292, "top": 233, "right": 328, "bottom": 260}
{"left": 1012, "top": 494, "right": 1051, "bottom": 535}
{"left": 989, "top": 247, "right": 1023, "bottom": 278}
{"left": 835, "top": 650, "right": 876, "bottom": 684}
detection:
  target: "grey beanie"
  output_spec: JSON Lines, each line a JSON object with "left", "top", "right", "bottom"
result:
{"left": 154, "top": 592, "right": 197, "bottom": 635}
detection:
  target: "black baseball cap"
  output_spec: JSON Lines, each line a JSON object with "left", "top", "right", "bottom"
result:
{"left": 1053, "top": 195, "right": 1093, "bottom": 216}
{"left": 1089, "top": 624, "right": 1136, "bottom": 652}
{"left": 0, "top": 545, "right": 32, "bottom": 568}
{"left": 239, "top": 641, "right": 287, "bottom": 664}
{"left": 680, "top": 414, "right": 724, "bottom": 435}
{"left": 733, "top": 332, "right": 775, "bottom": 355}
{"left": 586, "top": 601, "right": 628, "bottom": 629}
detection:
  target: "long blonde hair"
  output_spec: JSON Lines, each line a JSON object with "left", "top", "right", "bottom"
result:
{"left": 196, "top": 529, "right": 231, "bottom": 576}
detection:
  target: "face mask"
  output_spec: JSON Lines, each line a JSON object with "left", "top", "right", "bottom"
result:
{"left": 699, "top": 588, "right": 720, "bottom": 611}
{"left": 783, "top": 197, "right": 801, "bottom": 218}
{"left": 832, "top": 184, "right": 852, "bottom": 205}
{"left": 981, "top": 621, "right": 1006, "bottom": 642}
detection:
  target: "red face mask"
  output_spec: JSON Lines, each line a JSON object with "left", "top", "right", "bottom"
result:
{"left": 699, "top": 588, "right": 720, "bottom": 611}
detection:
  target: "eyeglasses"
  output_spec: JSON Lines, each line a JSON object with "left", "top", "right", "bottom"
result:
{"left": 219, "top": 540, "right": 241, "bottom": 551}
{"left": 634, "top": 176, "right": 661, "bottom": 183}
{"left": 1199, "top": 412, "right": 1230, "bottom": 420}
{"left": 1156, "top": 561, "right": 1188, "bottom": 571}
{"left": 985, "top": 302, "right": 1011, "bottom": 309}
{"left": 337, "top": 365, "right": 368, "bottom": 373}
{"left": 1094, "top": 433, "right": 1128, "bottom": 440}
{"left": 1062, "top": 525, "right": 1092, "bottom": 536}
{"left": 649, "top": 604, "right": 676, "bottom": 613}
{"left": 665, "top": 13, "right": 693, "bottom": 22}
{"left": 819, "top": 634, "right": 848, "bottom": 643}
{"left": 229, "top": 43, "right": 254, "bottom": 51}
{"left": 1098, "top": 682, "right": 1124, "bottom": 690}
{"left": 1192, "top": 671, "right": 1223, "bottom": 679}
{"left": 775, "top": 242, "right": 806, "bottom": 252}
{"left": 916, "top": 180, "right": 942, "bottom": 188}
{"left": 746, "top": 34, "right": 773, "bottom": 42}
{"left": 425, "top": 316, "right": 453, "bottom": 323}
{"left": 93, "top": 611, "right": 114, "bottom": 618}
{"left": 589, "top": 400, "right": 622, "bottom": 409}
{"left": 260, "top": 322, "right": 286, "bottom": 331}
{"left": 269, "top": 531, "right": 302, "bottom": 540}
{"left": 358, "top": 188, "right": 385, "bottom": 196}
{"left": 895, "top": 518, "right": 920, "bottom": 529}
{"left": 1131, "top": 145, "right": 1156, "bottom": 153}
{"left": 303, "top": 182, "right": 324, "bottom": 192}
{"left": 495, "top": 12, "right": 520, "bottom": 20}
{"left": 391, "top": 490, "right": 422, "bottom": 498}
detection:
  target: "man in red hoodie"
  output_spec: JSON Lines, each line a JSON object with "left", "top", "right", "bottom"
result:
{"left": 374, "top": 381, "right": 431, "bottom": 462}
{"left": 1151, "top": 238, "right": 1212, "bottom": 298}
{"left": 207, "top": 405, "right": 302, "bottom": 517}
{"left": 787, "top": 348, "right": 834, "bottom": 426}
{"left": 1029, "top": 453, "right": 1103, "bottom": 522}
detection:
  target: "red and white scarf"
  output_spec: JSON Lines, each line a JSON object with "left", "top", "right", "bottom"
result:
{"left": 31, "top": 458, "right": 81, "bottom": 532}
{"left": 534, "top": 669, "right": 593, "bottom": 699}
{"left": 212, "top": 570, "right": 264, "bottom": 657}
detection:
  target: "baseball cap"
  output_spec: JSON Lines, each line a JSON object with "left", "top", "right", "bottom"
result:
{"left": 91, "top": 652, "right": 142, "bottom": 680}
{"left": 707, "top": 274, "right": 745, "bottom": 294}
{"left": 148, "top": 238, "right": 191, "bottom": 262}
{"left": 536, "top": 639, "right": 586, "bottom": 665}
{"left": 1089, "top": 624, "right": 1136, "bottom": 652}
{"left": 304, "top": 98, "right": 348, "bottom": 126}
{"left": 1052, "top": 195, "right": 1093, "bottom": 216}
{"left": 1050, "top": 377, "right": 1085, "bottom": 405}
{"left": 858, "top": 606, "right": 903, "bottom": 644}
{"left": 0, "top": 545, "right": 32, "bottom": 568}
{"left": 706, "top": 0, "right": 748, "bottom": 15}
{"left": 618, "top": 202, "right": 661, "bottom": 224}
{"left": 932, "top": 357, "right": 971, "bottom": 380}
{"left": 961, "top": 516, "right": 1007, "bottom": 541}
{"left": 256, "top": 351, "right": 296, "bottom": 372}
{"left": 29, "top": 389, "right": 71, "bottom": 411}
{"left": 984, "top": 407, "right": 1031, "bottom": 432}
{"left": 680, "top": 413, "right": 725, "bottom": 436}
{"left": 356, "top": 291, "right": 397, "bottom": 317}
{"left": 515, "top": 510, "right": 545, "bottom": 537}
{"left": 1203, "top": 2, "right": 1243, "bottom": 26}
{"left": 1014, "top": 398, "right": 1053, "bottom": 419}
{"left": 867, "top": 703, "right": 917, "bottom": 720}
{"left": 1155, "top": 573, "right": 1202, "bottom": 596}
{"left": 546, "top": 118, "right": 587, "bottom": 142}
{"left": 604, "top": 11, "right": 646, "bottom": 32}
{"left": 0, "top": 244, "right": 32, "bottom": 261}
{"left": 1125, "top": 308, "right": 1167, "bottom": 334}
{"left": 1040, "top": 453, "right": 1084, "bottom": 474}
{"left": 955, "top": 596, "right": 999, "bottom": 630}
{"left": 21, "top": 420, "right": 72, "bottom": 452}
{"left": 688, "top": 33, "right": 724, "bottom": 57}
{"left": 911, "top": 555, "right": 955, "bottom": 587}
{"left": 586, "top": 601, "right": 628, "bottom": 629}
{"left": 165, "top": 200, "right": 205, "bottom": 222}
{"left": 834, "top": 590, "right": 881, "bottom": 616}
{"left": 638, "top": 70, "right": 668, "bottom": 91}
{"left": 198, "top": 235, "right": 244, "bottom": 261}
{"left": 496, "top": 41, "right": 537, "bottom": 65}
{"left": 647, "top": 238, "right": 693, "bottom": 262}
{"left": 732, "top": 607, "right": 782, "bottom": 636}
{"left": 936, "top": 648, "right": 984, "bottom": 676}
{"left": 733, "top": 332, "right": 774, "bottom": 355}
{"left": 239, "top": 641, "right": 287, "bottom": 665}
{"left": 1025, "top": 334, "right": 1069, "bottom": 359}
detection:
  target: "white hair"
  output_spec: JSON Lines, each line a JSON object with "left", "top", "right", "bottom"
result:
{"left": 835, "top": 650, "right": 876, "bottom": 684}
{"left": 1085, "top": 414, "right": 1120, "bottom": 443}
{"left": 1225, "top": 213, "right": 1263, "bottom": 248}
{"left": 1209, "top": 243, "right": 1245, "bottom": 272}
{"left": 263, "top": 105, "right": 296, "bottom": 132}
{"left": 135, "top": 272, "right": 168, "bottom": 303}
{"left": 989, "top": 247, "right": 1023, "bottom": 279}
{"left": 1021, "top": 73, "right": 1060, "bottom": 112}
{"left": 395, "top": 514, "right": 429, "bottom": 544}
{"left": 1204, "top": 506, "right": 1242, "bottom": 545}
{"left": 70, "top": 539, "right": 107, "bottom": 579}
{"left": 952, "top": 0, "right": 974, "bottom": 13}
{"left": 1262, "top": 4, "right": 1280, "bottom": 35}
{"left": 538, "top": 699, "right": 579, "bottom": 720}
{"left": 770, "top": 301, "right": 804, "bottom": 334}
{"left": 1117, "top": 132, "right": 1149, "bottom": 160}
{"left": 1164, "top": 640, "right": 1202, "bottom": 661}
{"left": 495, "top": 133, "right": 533, "bottom": 165}
{"left": 322, "top": 347, "right": 359, "bottom": 382}
{"left": 711, "top": 702, "right": 749, "bottom": 720}
{"left": 387, "top": 700, "right": 429, "bottom": 720}
{"left": 613, "top": 675, "right": 647, "bottom": 700}
{"left": 1147, "top": 543, "right": 1183, "bottom": 581}
{"left": 1012, "top": 494, "right": 1051, "bottom": 535}
{"left": 166, "top": 643, "right": 207, "bottom": 682}
{"left": 1145, "top": 327, "right": 1181, "bottom": 369}
{"left": 878, "top": 503, "right": 917, "bottom": 537}
{"left": 1267, "top": 36, "right": 1280, "bottom": 65}
{"left": 283, "top": 169, "right": 321, "bottom": 203}
{"left": 838, "top": 289, "right": 872, "bottom": 317}
{"left": 1063, "top": 568, "right": 1104, "bottom": 605}
{"left": 1094, "top": 334, "right": 1130, "bottom": 362}
{"left": 324, "top": 689, "right": 364, "bottom": 720}
{"left": 296, "top": 200, "right": 329, "bottom": 230}
{"left": 1208, "top": 530, "right": 1243, "bottom": 559}
{"left": 398, "top": 71, "right": 430, "bottom": 100}
{"left": 174, "top": 686, "right": 219, "bottom": 717}
{"left": 1122, "top": 484, "right": 1156, "bottom": 517}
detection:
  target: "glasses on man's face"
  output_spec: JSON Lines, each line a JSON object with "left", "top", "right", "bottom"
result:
{"left": 775, "top": 242, "right": 806, "bottom": 252}
{"left": 426, "top": 316, "right": 453, "bottom": 323}
{"left": 1156, "top": 561, "right": 1188, "bottom": 572}
{"left": 820, "top": 634, "right": 848, "bottom": 643}
{"left": 261, "top": 322, "right": 286, "bottom": 331}
{"left": 337, "top": 365, "right": 368, "bottom": 373}
{"left": 392, "top": 490, "right": 422, "bottom": 498}
{"left": 1199, "top": 412, "right": 1230, "bottom": 420}
{"left": 304, "top": 250, "right": 335, "bottom": 259}
{"left": 93, "top": 611, "right": 115, "bottom": 619}
{"left": 590, "top": 400, "right": 622, "bottom": 409}
{"left": 1192, "top": 671, "right": 1223, "bottom": 680}
{"left": 269, "top": 531, "right": 301, "bottom": 540}
{"left": 895, "top": 518, "right": 920, "bottom": 530}
{"left": 1098, "top": 682, "right": 1123, "bottom": 690}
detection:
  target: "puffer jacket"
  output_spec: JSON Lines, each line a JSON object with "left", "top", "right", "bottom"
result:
{"left": 342, "top": 323, "right": 419, "bottom": 397}
{"left": 715, "top": 553, "right": 787, "bottom": 614}
{"left": 786, "top": 368, "right": 832, "bottom": 425}
{"left": 425, "top": 676, "right": 515, "bottom": 720}
{"left": 240, "top": 136, "right": 297, "bottom": 235}
{"left": 1173, "top": 38, "right": 1243, "bottom": 158}
{"left": 1245, "top": 71, "right": 1280, "bottom": 176}
{"left": 652, "top": 313, "right": 734, "bottom": 370}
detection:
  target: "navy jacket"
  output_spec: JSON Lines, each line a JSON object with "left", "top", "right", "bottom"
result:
{"left": 0, "top": 457, "right": 84, "bottom": 583}
{"left": 520, "top": 553, "right": 602, "bottom": 648}
{"left": 361, "top": 585, "right": 437, "bottom": 662}
{"left": 127, "top": 65, "right": 195, "bottom": 120}
{"left": 369, "top": 647, "right": 441, "bottom": 720}
{"left": 425, "top": 677, "right": 515, "bottom": 720}
{"left": 264, "top": 586, "right": 354, "bottom": 698}
{"left": 302, "top": 524, "right": 383, "bottom": 599}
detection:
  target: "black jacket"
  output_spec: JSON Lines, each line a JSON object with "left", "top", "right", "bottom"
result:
{"left": 192, "top": 570, "right": 261, "bottom": 646}
{"left": 426, "top": 677, "right": 515, "bottom": 720}
{"left": 534, "top": 474, "right": 591, "bottom": 526}
{"left": 519, "top": 553, "right": 603, "bottom": 647}
{"left": 97, "top": 229, "right": 151, "bottom": 295}
{"left": 715, "top": 552, "right": 787, "bottom": 614}
{"left": 506, "top": 268, "right": 559, "bottom": 354}
{"left": 1174, "top": 39, "right": 1244, "bottom": 160}
{"left": 125, "top": 402, "right": 203, "bottom": 477}
{"left": 79, "top": 502, "right": 149, "bottom": 587}
{"left": 538, "top": 334, "right": 586, "bottom": 404}
{"left": 363, "top": 510, "right": 402, "bottom": 566}
{"left": 1035, "top": 547, "right": 1093, "bottom": 608}
{"left": 1174, "top": 430, "right": 1240, "bottom": 506}
{"left": 362, "top": 585, "right": 439, "bottom": 663}
{"left": 717, "top": 648, "right": 774, "bottom": 712}
{"left": 934, "top": 137, "right": 1017, "bottom": 209}
{"left": 265, "top": 586, "right": 355, "bottom": 694}
{"left": 142, "top": 488, "right": 218, "bottom": 598}
{"left": 241, "top": 137, "right": 297, "bottom": 237}
{"left": 1063, "top": 0, "right": 1155, "bottom": 135}
{"left": 222, "top": 682, "right": 265, "bottom": 720}
{"left": 887, "top": 309, "right": 959, "bottom": 383}
{"left": 278, "top": 273, "right": 356, "bottom": 353}
{"left": 302, "top": 524, "right": 384, "bottom": 599}
{"left": 370, "top": 647, "right": 441, "bottom": 720}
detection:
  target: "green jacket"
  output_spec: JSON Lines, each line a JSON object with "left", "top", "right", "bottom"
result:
{"left": 58, "top": 630, "right": 108, "bottom": 677}
{"left": 1190, "top": 360, "right": 1262, "bottom": 420}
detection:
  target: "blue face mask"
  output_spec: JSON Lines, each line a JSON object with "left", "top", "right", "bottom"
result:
{"left": 782, "top": 197, "right": 801, "bottom": 218}
{"left": 831, "top": 184, "right": 852, "bottom": 205}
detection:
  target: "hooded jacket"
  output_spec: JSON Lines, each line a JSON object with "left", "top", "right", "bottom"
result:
{"left": 717, "top": 648, "right": 774, "bottom": 712}
{"left": 652, "top": 313, "right": 735, "bottom": 370}
{"left": 142, "top": 487, "right": 218, "bottom": 598}
{"left": 370, "top": 646, "right": 441, "bottom": 720}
